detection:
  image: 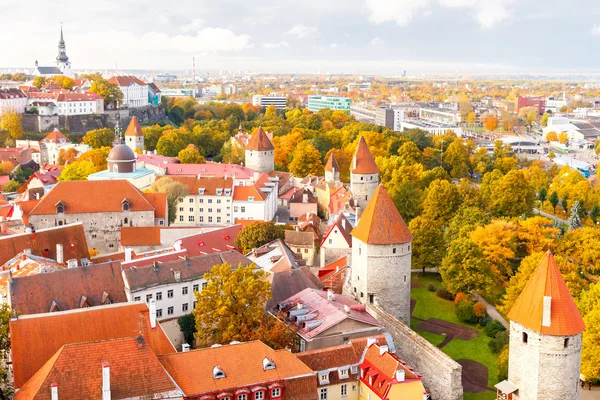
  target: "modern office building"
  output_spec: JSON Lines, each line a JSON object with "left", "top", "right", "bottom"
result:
{"left": 252, "top": 94, "right": 287, "bottom": 109}
{"left": 347, "top": 82, "right": 371, "bottom": 91}
{"left": 308, "top": 95, "right": 351, "bottom": 114}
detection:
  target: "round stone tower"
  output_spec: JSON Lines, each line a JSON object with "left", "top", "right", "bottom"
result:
{"left": 245, "top": 126, "right": 274, "bottom": 173}
{"left": 497, "top": 251, "right": 586, "bottom": 400}
{"left": 347, "top": 184, "right": 413, "bottom": 323}
{"left": 124, "top": 117, "right": 144, "bottom": 152}
{"left": 350, "top": 136, "right": 379, "bottom": 209}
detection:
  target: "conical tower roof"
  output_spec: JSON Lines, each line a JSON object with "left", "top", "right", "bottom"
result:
{"left": 324, "top": 153, "right": 340, "bottom": 172}
{"left": 351, "top": 136, "right": 379, "bottom": 174}
{"left": 246, "top": 126, "right": 274, "bottom": 151}
{"left": 124, "top": 117, "right": 143, "bottom": 137}
{"left": 508, "top": 251, "right": 585, "bottom": 336}
{"left": 351, "top": 184, "right": 413, "bottom": 245}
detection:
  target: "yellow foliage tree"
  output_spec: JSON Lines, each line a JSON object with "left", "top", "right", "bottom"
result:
{"left": 558, "top": 131, "right": 569, "bottom": 144}
{"left": 484, "top": 116, "right": 499, "bottom": 131}
{"left": 288, "top": 140, "right": 324, "bottom": 177}
{"left": 471, "top": 220, "right": 518, "bottom": 282}
{"left": 0, "top": 110, "right": 23, "bottom": 139}
{"left": 546, "top": 131, "right": 558, "bottom": 142}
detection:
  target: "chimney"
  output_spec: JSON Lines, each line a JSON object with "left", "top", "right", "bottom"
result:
{"left": 341, "top": 218, "right": 346, "bottom": 230}
{"left": 56, "top": 244, "right": 64, "bottom": 264}
{"left": 182, "top": 343, "right": 190, "bottom": 352}
{"left": 149, "top": 299, "right": 157, "bottom": 328}
{"left": 344, "top": 305, "right": 350, "bottom": 313}
{"left": 327, "top": 289, "right": 335, "bottom": 301}
{"left": 302, "top": 193, "right": 308, "bottom": 204}
{"left": 102, "top": 362, "right": 110, "bottom": 400}
{"left": 173, "top": 240, "right": 182, "bottom": 251}
{"left": 396, "top": 369, "right": 405, "bottom": 382}
{"left": 542, "top": 296, "right": 552, "bottom": 327}
{"left": 153, "top": 149, "right": 157, "bottom": 155}
{"left": 24, "top": 248, "right": 32, "bottom": 256}
{"left": 67, "top": 259, "right": 78, "bottom": 269}
{"left": 125, "top": 247, "right": 133, "bottom": 262}
{"left": 51, "top": 383, "right": 58, "bottom": 400}
{"left": 366, "top": 337, "right": 376, "bottom": 347}
{"left": 379, "top": 345, "right": 389, "bottom": 355}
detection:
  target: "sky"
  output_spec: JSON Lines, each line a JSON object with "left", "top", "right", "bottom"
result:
{"left": 2, "top": 0, "right": 600, "bottom": 74}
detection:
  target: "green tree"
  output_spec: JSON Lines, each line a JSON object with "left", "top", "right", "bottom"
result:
{"left": 177, "top": 313, "right": 197, "bottom": 346}
{"left": 489, "top": 170, "right": 534, "bottom": 217}
{"left": 82, "top": 128, "right": 115, "bottom": 148}
{"left": 440, "top": 238, "right": 495, "bottom": 296}
{"left": 58, "top": 160, "right": 97, "bottom": 181}
{"left": 408, "top": 216, "right": 445, "bottom": 273}
{"left": 445, "top": 206, "right": 490, "bottom": 244}
{"left": 32, "top": 76, "right": 45, "bottom": 88}
{"left": 538, "top": 187, "right": 547, "bottom": 207}
{"left": 0, "top": 304, "right": 14, "bottom": 398}
{"left": 568, "top": 200, "right": 584, "bottom": 230}
{"left": 149, "top": 178, "right": 188, "bottom": 224}
{"left": 178, "top": 145, "right": 205, "bottom": 164}
{"left": 288, "top": 140, "right": 324, "bottom": 177}
{"left": 561, "top": 195, "right": 569, "bottom": 215}
{"left": 156, "top": 131, "right": 186, "bottom": 157}
{"left": 235, "top": 221, "right": 285, "bottom": 253}
{"left": 142, "top": 125, "right": 170, "bottom": 151}
{"left": 443, "top": 140, "right": 470, "bottom": 178}
{"left": 194, "top": 262, "right": 295, "bottom": 350}
{"left": 591, "top": 204, "right": 600, "bottom": 225}
{"left": 541, "top": 112, "right": 550, "bottom": 127}
{"left": 169, "top": 106, "right": 185, "bottom": 125}
{"left": 549, "top": 191, "right": 559, "bottom": 214}
{"left": 397, "top": 141, "right": 422, "bottom": 166}
{"left": 2, "top": 180, "right": 20, "bottom": 193}
{"left": 421, "top": 179, "right": 461, "bottom": 225}
{"left": 0, "top": 110, "right": 23, "bottom": 139}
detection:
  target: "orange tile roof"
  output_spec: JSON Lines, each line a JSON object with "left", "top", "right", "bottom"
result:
{"left": 121, "top": 226, "right": 161, "bottom": 246}
{"left": 328, "top": 186, "right": 354, "bottom": 215}
{"left": 0, "top": 223, "right": 89, "bottom": 266}
{"left": 351, "top": 184, "right": 413, "bottom": 245}
{"left": 157, "top": 176, "right": 233, "bottom": 195}
{"left": 10, "top": 302, "right": 175, "bottom": 389}
{"left": 324, "top": 152, "right": 340, "bottom": 172}
{"left": 15, "top": 337, "right": 178, "bottom": 400}
{"left": 508, "top": 251, "right": 585, "bottom": 336}
{"left": 233, "top": 185, "right": 267, "bottom": 201}
{"left": 143, "top": 192, "right": 167, "bottom": 219}
{"left": 124, "top": 116, "right": 143, "bottom": 137}
{"left": 41, "top": 129, "right": 68, "bottom": 143}
{"left": 351, "top": 136, "right": 379, "bottom": 174}
{"left": 318, "top": 256, "right": 348, "bottom": 294}
{"left": 30, "top": 180, "right": 156, "bottom": 215}
{"left": 158, "top": 341, "right": 314, "bottom": 396}
{"left": 245, "top": 127, "right": 274, "bottom": 151}
{"left": 107, "top": 75, "right": 146, "bottom": 87}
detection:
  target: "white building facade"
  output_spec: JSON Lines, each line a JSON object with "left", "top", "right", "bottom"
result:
{"left": 107, "top": 76, "right": 149, "bottom": 108}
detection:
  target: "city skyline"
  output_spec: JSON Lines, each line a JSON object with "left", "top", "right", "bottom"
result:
{"left": 2, "top": 0, "right": 600, "bottom": 74}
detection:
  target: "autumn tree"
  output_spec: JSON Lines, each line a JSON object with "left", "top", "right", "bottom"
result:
{"left": 0, "top": 161, "right": 14, "bottom": 175}
{"left": 32, "top": 76, "right": 45, "bottom": 88}
{"left": 288, "top": 140, "right": 324, "bottom": 177}
{"left": 219, "top": 141, "right": 245, "bottom": 165}
{"left": 149, "top": 178, "right": 188, "bottom": 224}
{"left": 2, "top": 180, "right": 19, "bottom": 193}
{"left": 540, "top": 112, "right": 550, "bottom": 127}
{"left": 156, "top": 131, "right": 186, "bottom": 157}
{"left": 578, "top": 282, "right": 600, "bottom": 380}
{"left": 58, "top": 160, "right": 97, "bottom": 181}
{"left": 178, "top": 145, "right": 205, "bottom": 164}
{"left": 0, "top": 110, "right": 23, "bottom": 139}
{"left": 408, "top": 216, "right": 445, "bottom": 273}
{"left": 78, "top": 147, "right": 111, "bottom": 171}
{"left": 82, "top": 128, "right": 115, "bottom": 148}
{"left": 558, "top": 131, "right": 569, "bottom": 144}
{"left": 397, "top": 141, "right": 422, "bottom": 166}
{"left": 440, "top": 238, "right": 495, "bottom": 296}
{"left": 445, "top": 206, "right": 490, "bottom": 245}
{"left": 488, "top": 170, "right": 534, "bottom": 217}
{"left": 57, "top": 147, "right": 79, "bottom": 165}
{"left": 466, "top": 112, "right": 477, "bottom": 125}
{"left": 235, "top": 221, "right": 285, "bottom": 253}
{"left": 549, "top": 191, "right": 559, "bottom": 214}
{"left": 88, "top": 75, "right": 123, "bottom": 106}
{"left": 546, "top": 131, "right": 558, "bottom": 142}
{"left": 443, "top": 140, "right": 471, "bottom": 178}
{"left": 471, "top": 220, "right": 518, "bottom": 281}
{"left": 517, "top": 216, "right": 558, "bottom": 254}
{"left": 421, "top": 179, "right": 461, "bottom": 225}
{"left": 0, "top": 304, "right": 14, "bottom": 398}
{"left": 484, "top": 116, "right": 498, "bottom": 131}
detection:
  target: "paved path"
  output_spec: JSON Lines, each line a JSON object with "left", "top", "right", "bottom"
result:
{"left": 472, "top": 294, "right": 509, "bottom": 329}
{"left": 534, "top": 208, "right": 568, "bottom": 224}
{"left": 580, "top": 386, "right": 600, "bottom": 399}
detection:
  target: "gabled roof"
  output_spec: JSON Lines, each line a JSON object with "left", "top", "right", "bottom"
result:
{"left": 0, "top": 223, "right": 89, "bottom": 266}
{"left": 157, "top": 176, "right": 233, "bottom": 195}
{"left": 143, "top": 192, "right": 167, "bottom": 219}
{"left": 246, "top": 126, "right": 274, "bottom": 151}
{"left": 279, "top": 288, "right": 382, "bottom": 340}
{"left": 289, "top": 187, "right": 317, "bottom": 204}
{"left": 10, "top": 302, "right": 175, "bottom": 389}
{"left": 8, "top": 261, "right": 127, "bottom": 315}
{"left": 158, "top": 341, "right": 314, "bottom": 397}
{"left": 328, "top": 186, "right": 354, "bottom": 215}
{"left": 0, "top": 253, "right": 64, "bottom": 298}
{"left": 284, "top": 230, "right": 314, "bottom": 247}
{"left": 351, "top": 184, "right": 413, "bottom": 245}
{"left": 318, "top": 256, "right": 348, "bottom": 294}
{"left": 14, "top": 337, "right": 179, "bottom": 400}
{"left": 247, "top": 239, "right": 300, "bottom": 273}
{"left": 107, "top": 75, "right": 146, "bottom": 87}
{"left": 267, "top": 265, "right": 323, "bottom": 310}
{"left": 508, "top": 251, "right": 585, "bottom": 336}
{"left": 41, "top": 129, "right": 68, "bottom": 144}
{"left": 324, "top": 153, "right": 340, "bottom": 173}
{"left": 321, "top": 213, "right": 352, "bottom": 247}
{"left": 30, "top": 180, "right": 157, "bottom": 215}
{"left": 351, "top": 136, "right": 379, "bottom": 175}
{"left": 124, "top": 116, "right": 143, "bottom": 137}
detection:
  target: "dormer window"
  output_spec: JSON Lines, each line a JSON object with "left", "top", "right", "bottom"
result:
{"left": 262, "top": 357, "right": 276, "bottom": 370}
{"left": 216, "top": 188, "right": 223, "bottom": 195}
{"left": 213, "top": 366, "right": 226, "bottom": 379}
{"left": 248, "top": 196, "right": 254, "bottom": 201}
{"left": 122, "top": 199, "right": 130, "bottom": 212}
{"left": 319, "top": 371, "right": 330, "bottom": 385}
{"left": 198, "top": 188, "right": 205, "bottom": 195}
{"left": 55, "top": 201, "right": 65, "bottom": 214}
{"left": 338, "top": 367, "right": 349, "bottom": 379}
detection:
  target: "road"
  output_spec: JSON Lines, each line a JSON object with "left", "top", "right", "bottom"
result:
{"left": 533, "top": 208, "right": 568, "bottom": 224}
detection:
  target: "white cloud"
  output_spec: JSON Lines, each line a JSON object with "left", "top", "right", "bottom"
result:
{"left": 181, "top": 18, "right": 205, "bottom": 33}
{"left": 366, "top": 0, "right": 430, "bottom": 26}
{"left": 263, "top": 41, "right": 289, "bottom": 48}
{"left": 370, "top": 37, "right": 384, "bottom": 45}
{"left": 592, "top": 25, "right": 600, "bottom": 36}
{"left": 285, "top": 24, "right": 320, "bottom": 39}
{"left": 330, "top": 43, "right": 337, "bottom": 48}
{"left": 438, "top": 0, "right": 514, "bottom": 29}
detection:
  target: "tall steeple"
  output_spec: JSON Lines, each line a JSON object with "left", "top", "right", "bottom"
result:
{"left": 56, "top": 25, "right": 69, "bottom": 64}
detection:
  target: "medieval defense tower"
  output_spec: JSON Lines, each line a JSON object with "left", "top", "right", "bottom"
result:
{"left": 245, "top": 127, "right": 274, "bottom": 173}
{"left": 124, "top": 117, "right": 144, "bottom": 153}
{"left": 350, "top": 136, "right": 379, "bottom": 209}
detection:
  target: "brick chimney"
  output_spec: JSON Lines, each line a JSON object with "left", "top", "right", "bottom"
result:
{"left": 102, "top": 362, "right": 110, "bottom": 400}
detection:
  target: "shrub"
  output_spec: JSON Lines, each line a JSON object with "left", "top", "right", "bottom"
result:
{"left": 496, "top": 346, "right": 509, "bottom": 381}
{"left": 488, "top": 331, "right": 509, "bottom": 353}
{"left": 427, "top": 283, "right": 436, "bottom": 292}
{"left": 473, "top": 302, "right": 487, "bottom": 318}
{"left": 454, "top": 292, "right": 468, "bottom": 303}
{"left": 478, "top": 315, "right": 491, "bottom": 327}
{"left": 484, "top": 320, "right": 507, "bottom": 338}
{"left": 436, "top": 288, "right": 454, "bottom": 301}
{"left": 455, "top": 300, "right": 478, "bottom": 324}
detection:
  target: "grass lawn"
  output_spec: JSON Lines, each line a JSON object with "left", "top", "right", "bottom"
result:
{"left": 411, "top": 325, "right": 446, "bottom": 347}
{"left": 411, "top": 272, "right": 501, "bottom": 394}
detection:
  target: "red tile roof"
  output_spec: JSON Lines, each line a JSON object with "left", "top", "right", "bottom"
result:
{"left": 289, "top": 187, "right": 317, "bottom": 204}
{"left": 0, "top": 223, "right": 89, "bottom": 266}
{"left": 318, "top": 256, "right": 348, "bottom": 294}
{"left": 157, "top": 176, "right": 233, "bottom": 195}
{"left": 158, "top": 341, "right": 314, "bottom": 397}
{"left": 351, "top": 136, "right": 379, "bottom": 174}
{"left": 41, "top": 129, "right": 68, "bottom": 143}
{"left": 8, "top": 261, "right": 127, "bottom": 315}
{"left": 143, "top": 192, "right": 167, "bottom": 219}
{"left": 328, "top": 186, "right": 354, "bottom": 215}
{"left": 10, "top": 302, "right": 175, "bottom": 389}
{"left": 0, "top": 89, "right": 26, "bottom": 99}
{"left": 15, "top": 337, "right": 178, "bottom": 400}
{"left": 324, "top": 153, "right": 340, "bottom": 173}
{"left": 164, "top": 162, "right": 254, "bottom": 178}
{"left": 124, "top": 116, "right": 143, "bottom": 137}
{"left": 508, "top": 251, "right": 585, "bottom": 336}
{"left": 246, "top": 127, "right": 274, "bottom": 151}
{"left": 351, "top": 184, "right": 413, "bottom": 245}
{"left": 121, "top": 226, "right": 161, "bottom": 246}
{"left": 176, "top": 225, "right": 243, "bottom": 256}
{"left": 30, "top": 180, "right": 157, "bottom": 215}
{"left": 56, "top": 92, "right": 102, "bottom": 102}
{"left": 107, "top": 75, "right": 146, "bottom": 87}
{"left": 320, "top": 213, "right": 352, "bottom": 247}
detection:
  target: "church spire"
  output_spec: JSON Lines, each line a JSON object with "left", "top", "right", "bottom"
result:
{"left": 56, "top": 25, "right": 69, "bottom": 63}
